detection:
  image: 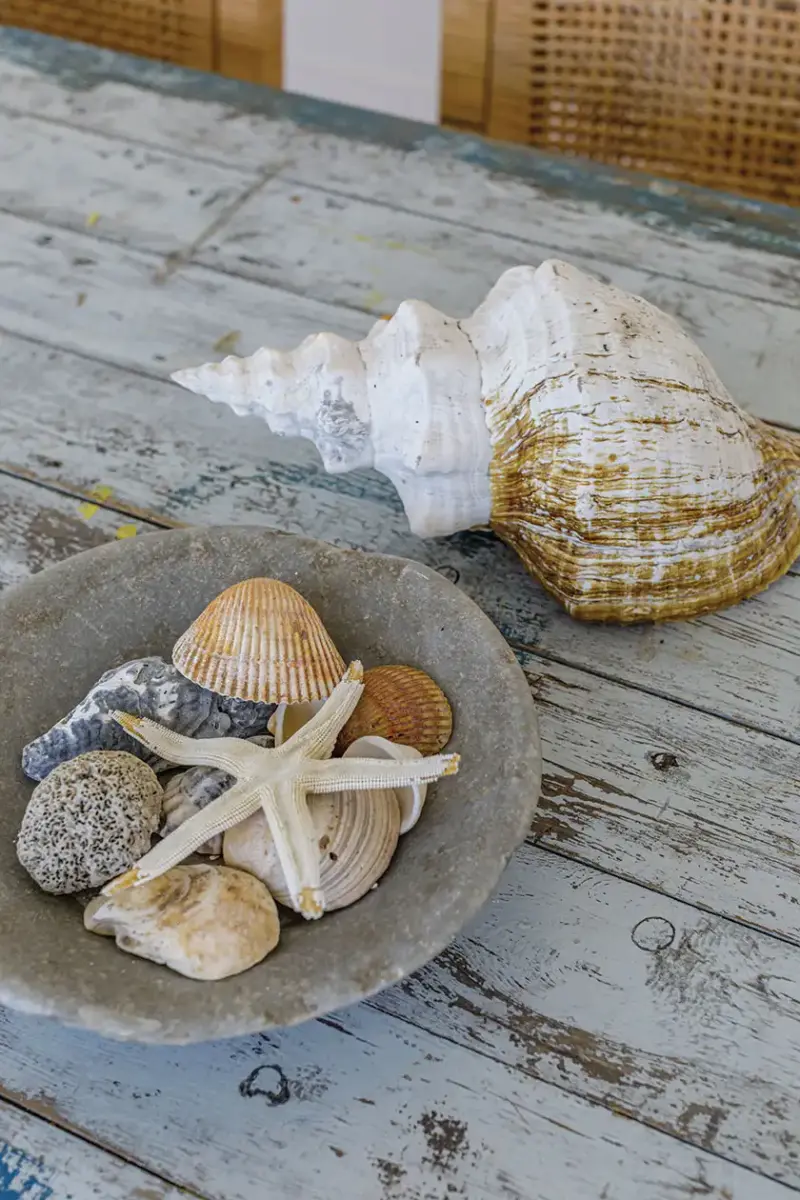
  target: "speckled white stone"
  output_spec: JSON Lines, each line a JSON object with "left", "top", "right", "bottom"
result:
{"left": 17, "top": 751, "right": 163, "bottom": 894}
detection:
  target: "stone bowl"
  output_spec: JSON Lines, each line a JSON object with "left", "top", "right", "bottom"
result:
{"left": 0, "top": 527, "right": 540, "bottom": 1043}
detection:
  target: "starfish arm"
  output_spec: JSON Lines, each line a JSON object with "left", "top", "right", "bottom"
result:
{"left": 279, "top": 662, "right": 364, "bottom": 761}
{"left": 258, "top": 781, "right": 325, "bottom": 920}
{"left": 301, "top": 753, "right": 460, "bottom": 794}
{"left": 102, "top": 778, "right": 262, "bottom": 894}
{"left": 112, "top": 711, "right": 251, "bottom": 775}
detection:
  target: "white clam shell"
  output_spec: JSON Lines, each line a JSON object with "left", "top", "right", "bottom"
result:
{"left": 84, "top": 863, "right": 280, "bottom": 980}
{"left": 267, "top": 701, "right": 324, "bottom": 747}
{"left": 223, "top": 785, "right": 400, "bottom": 912}
{"left": 343, "top": 735, "right": 426, "bottom": 834}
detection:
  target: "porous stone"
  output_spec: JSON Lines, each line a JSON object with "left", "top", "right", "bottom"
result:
{"left": 17, "top": 751, "right": 162, "bottom": 893}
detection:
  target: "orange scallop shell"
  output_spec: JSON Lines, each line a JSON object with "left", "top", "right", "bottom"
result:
{"left": 173, "top": 577, "right": 345, "bottom": 703}
{"left": 336, "top": 665, "right": 452, "bottom": 756}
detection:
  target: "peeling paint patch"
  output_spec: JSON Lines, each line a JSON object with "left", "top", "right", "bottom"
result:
{"left": 0, "top": 1140, "right": 54, "bottom": 1199}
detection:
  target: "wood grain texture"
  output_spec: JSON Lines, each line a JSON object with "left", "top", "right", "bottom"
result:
{"left": 0, "top": 469, "right": 157, "bottom": 591}
{"left": 0, "top": 93, "right": 796, "bottom": 434}
{"left": 0, "top": 1096, "right": 189, "bottom": 1199}
{"left": 217, "top": 0, "right": 282, "bottom": 88}
{"left": 0, "top": 108, "right": 258, "bottom": 253}
{"left": 441, "top": 0, "right": 492, "bottom": 129}
{"left": 2, "top": 54, "right": 799, "bottom": 312}
{"left": 0, "top": 985, "right": 790, "bottom": 1200}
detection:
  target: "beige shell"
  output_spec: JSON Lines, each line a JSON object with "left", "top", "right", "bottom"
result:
{"left": 336, "top": 665, "right": 453, "bottom": 755}
{"left": 173, "top": 259, "right": 800, "bottom": 623}
{"left": 84, "top": 863, "right": 280, "bottom": 980}
{"left": 343, "top": 735, "right": 426, "bottom": 834}
{"left": 267, "top": 700, "right": 323, "bottom": 745}
{"left": 223, "top": 785, "right": 401, "bottom": 912}
{"left": 173, "top": 577, "right": 345, "bottom": 703}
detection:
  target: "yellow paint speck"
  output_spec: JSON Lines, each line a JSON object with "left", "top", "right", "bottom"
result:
{"left": 213, "top": 330, "right": 241, "bottom": 354}
{"left": 385, "top": 240, "right": 405, "bottom": 251}
{"left": 116, "top": 524, "right": 138, "bottom": 539}
{"left": 362, "top": 289, "right": 385, "bottom": 312}
{"left": 77, "top": 484, "right": 113, "bottom": 521}
{"left": 76, "top": 291, "right": 87, "bottom": 307}
{"left": 86, "top": 211, "right": 101, "bottom": 228}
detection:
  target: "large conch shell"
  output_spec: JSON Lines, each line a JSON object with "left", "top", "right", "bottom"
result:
{"left": 173, "top": 577, "right": 345, "bottom": 702}
{"left": 173, "top": 260, "right": 800, "bottom": 623}
{"left": 84, "top": 863, "right": 280, "bottom": 980}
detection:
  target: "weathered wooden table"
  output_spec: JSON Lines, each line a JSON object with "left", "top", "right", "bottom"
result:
{"left": 1, "top": 27, "right": 800, "bottom": 1200}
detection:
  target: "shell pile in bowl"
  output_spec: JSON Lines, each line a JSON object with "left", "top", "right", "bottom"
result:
{"left": 16, "top": 578, "right": 458, "bottom": 981}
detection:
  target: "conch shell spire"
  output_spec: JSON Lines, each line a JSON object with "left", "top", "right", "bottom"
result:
{"left": 173, "top": 302, "right": 493, "bottom": 538}
{"left": 173, "top": 260, "right": 800, "bottom": 623}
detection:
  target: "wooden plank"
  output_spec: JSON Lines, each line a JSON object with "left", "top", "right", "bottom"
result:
{"left": 1, "top": 319, "right": 799, "bottom": 746}
{"left": 0, "top": 972, "right": 790, "bottom": 1200}
{"left": 217, "top": 0, "right": 282, "bottom": 88}
{"left": 0, "top": 469, "right": 156, "bottom": 591}
{"left": 0, "top": 212, "right": 369, "bottom": 376}
{"left": 0, "top": 109, "right": 258, "bottom": 253}
{"left": 0, "top": 1095, "right": 190, "bottom": 1199}
{"left": 441, "top": 0, "right": 492, "bottom": 130}
{"left": 373, "top": 845, "right": 800, "bottom": 1185}
{"left": 0, "top": 105, "right": 796, "bottom": 433}
{"left": 2, "top": 53, "right": 800, "bottom": 318}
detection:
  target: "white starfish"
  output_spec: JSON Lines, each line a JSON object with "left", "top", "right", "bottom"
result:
{"left": 104, "top": 662, "right": 459, "bottom": 919}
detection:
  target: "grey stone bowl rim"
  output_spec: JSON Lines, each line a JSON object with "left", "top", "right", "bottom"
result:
{"left": 0, "top": 526, "right": 540, "bottom": 1043}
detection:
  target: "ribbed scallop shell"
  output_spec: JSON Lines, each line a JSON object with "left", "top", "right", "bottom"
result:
{"left": 84, "top": 863, "right": 280, "bottom": 980}
{"left": 173, "top": 578, "right": 345, "bottom": 703}
{"left": 223, "top": 786, "right": 401, "bottom": 912}
{"left": 336, "top": 665, "right": 453, "bottom": 755}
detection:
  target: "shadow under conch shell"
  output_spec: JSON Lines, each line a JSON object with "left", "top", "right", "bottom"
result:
{"left": 84, "top": 863, "right": 280, "bottom": 980}
{"left": 173, "top": 259, "right": 800, "bottom": 623}
{"left": 22, "top": 657, "right": 271, "bottom": 782}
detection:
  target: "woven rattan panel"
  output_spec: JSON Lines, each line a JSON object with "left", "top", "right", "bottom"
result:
{"left": 0, "top": 0, "right": 214, "bottom": 69}
{"left": 488, "top": 0, "right": 800, "bottom": 204}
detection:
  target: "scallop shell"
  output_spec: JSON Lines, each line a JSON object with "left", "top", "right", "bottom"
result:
{"left": 223, "top": 785, "right": 401, "bottom": 912}
{"left": 336, "top": 665, "right": 452, "bottom": 756}
{"left": 84, "top": 863, "right": 280, "bottom": 980}
{"left": 343, "top": 735, "right": 426, "bottom": 834}
{"left": 173, "top": 259, "right": 800, "bottom": 623}
{"left": 173, "top": 578, "right": 345, "bottom": 703}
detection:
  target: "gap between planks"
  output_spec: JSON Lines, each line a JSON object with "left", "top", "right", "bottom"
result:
{"left": 0, "top": 1088, "right": 203, "bottom": 1200}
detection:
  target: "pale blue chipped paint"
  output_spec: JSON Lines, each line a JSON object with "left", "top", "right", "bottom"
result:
{"left": 0, "top": 1142, "right": 54, "bottom": 1200}
{"left": 1, "top": 28, "right": 800, "bottom": 260}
